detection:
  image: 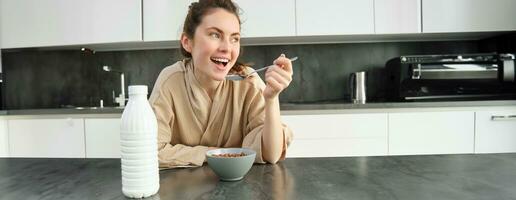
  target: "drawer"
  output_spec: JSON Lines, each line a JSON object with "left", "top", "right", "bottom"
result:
{"left": 389, "top": 111, "right": 474, "bottom": 155}
{"left": 475, "top": 110, "right": 516, "bottom": 153}
{"left": 281, "top": 113, "right": 388, "bottom": 139}
{"left": 286, "top": 138, "right": 387, "bottom": 158}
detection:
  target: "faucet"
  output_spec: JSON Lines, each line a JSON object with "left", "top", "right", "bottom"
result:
{"left": 102, "top": 65, "right": 126, "bottom": 107}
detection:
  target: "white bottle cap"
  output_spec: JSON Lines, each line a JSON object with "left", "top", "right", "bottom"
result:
{"left": 128, "top": 85, "right": 148, "bottom": 95}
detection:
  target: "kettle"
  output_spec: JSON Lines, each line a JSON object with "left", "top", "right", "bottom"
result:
{"left": 349, "top": 71, "right": 366, "bottom": 104}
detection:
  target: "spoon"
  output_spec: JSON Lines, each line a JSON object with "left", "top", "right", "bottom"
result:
{"left": 226, "top": 57, "right": 298, "bottom": 81}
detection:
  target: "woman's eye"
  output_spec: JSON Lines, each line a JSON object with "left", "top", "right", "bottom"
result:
{"left": 209, "top": 33, "right": 220, "bottom": 39}
{"left": 231, "top": 37, "right": 240, "bottom": 43}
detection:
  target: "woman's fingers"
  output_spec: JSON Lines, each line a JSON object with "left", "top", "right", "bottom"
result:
{"left": 263, "top": 54, "right": 295, "bottom": 98}
{"left": 266, "top": 75, "right": 284, "bottom": 93}
{"left": 267, "top": 65, "right": 292, "bottom": 82}
{"left": 265, "top": 69, "right": 290, "bottom": 91}
{"left": 273, "top": 55, "right": 293, "bottom": 74}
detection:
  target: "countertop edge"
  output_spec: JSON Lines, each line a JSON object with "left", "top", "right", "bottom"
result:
{"left": 2, "top": 100, "right": 516, "bottom": 116}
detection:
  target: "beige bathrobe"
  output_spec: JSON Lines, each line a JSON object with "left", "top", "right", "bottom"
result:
{"left": 149, "top": 60, "right": 293, "bottom": 169}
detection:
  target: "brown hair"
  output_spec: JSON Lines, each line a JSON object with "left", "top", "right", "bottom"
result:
{"left": 180, "top": 0, "right": 248, "bottom": 75}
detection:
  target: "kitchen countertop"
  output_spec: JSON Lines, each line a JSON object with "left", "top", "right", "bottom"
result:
{"left": 1, "top": 154, "right": 516, "bottom": 200}
{"left": 1, "top": 100, "right": 516, "bottom": 116}
{"left": 280, "top": 99, "right": 516, "bottom": 110}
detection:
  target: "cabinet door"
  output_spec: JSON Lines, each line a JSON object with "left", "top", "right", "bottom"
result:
{"left": 374, "top": 0, "right": 421, "bottom": 34}
{"left": 422, "top": 0, "right": 516, "bottom": 33}
{"left": 0, "top": 0, "right": 142, "bottom": 48}
{"left": 296, "top": 0, "right": 374, "bottom": 36}
{"left": 0, "top": 119, "right": 8, "bottom": 157}
{"left": 475, "top": 110, "right": 516, "bottom": 153}
{"left": 281, "top": 113, "right": 388, "bottom": 157}
{"left": 143, "top": 0, "right": 196, "bottom": 41}
{"left": 389, "top": 111, "right": 474, "bottom": 155}
{"left": 85, "top": 118, "right": 120, "bottom": 158}
{"left": 235, "top": 0, "right": 296, "bottom": 38}
{"left": 8, "top": 118, "right": 85, "bottom": 158}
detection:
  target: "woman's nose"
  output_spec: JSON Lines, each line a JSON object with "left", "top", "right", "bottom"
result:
{"left": 218, "top": 38, "right": 231, "bottom": 51}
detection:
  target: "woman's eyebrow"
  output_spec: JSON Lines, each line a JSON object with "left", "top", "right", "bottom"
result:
{"left": 206, "top": 27, "right": 240, "bottom": 36}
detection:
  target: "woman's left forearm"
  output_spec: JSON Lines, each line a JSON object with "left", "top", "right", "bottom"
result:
{"left": 262, "top": 96, "right": 284, "bottom": 164}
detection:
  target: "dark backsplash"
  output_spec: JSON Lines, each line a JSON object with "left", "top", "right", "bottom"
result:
{"left": 2, "top": 33, "right": 515, "bottom": 109}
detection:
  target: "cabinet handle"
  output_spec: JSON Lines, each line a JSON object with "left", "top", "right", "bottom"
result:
{"left": 491, "top": 115, "right": 516, "bottom": 121}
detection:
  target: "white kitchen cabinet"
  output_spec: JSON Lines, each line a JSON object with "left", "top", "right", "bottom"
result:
{"left": 0, "top": 0, "right": 142, "bottom": 49}
{"left": 389, "top": 111, "right": 474, "bottom": 155}
{"left": 282, "top": 113, "right": 388, "bottom": 157}
{"left": 296, "top": 0, "right": 375, "bottom": 36}
{"left": 235, "top": 0, "right": 296, "bottom": 38}
{"left": 374, "top": 0, "right": 421, "bottom": 34}
{"left": 8, "top": 118, "right": 85, "bottom": 158}
{"left": 143, "top": 0, "right": 296, "bottom": 41}
{"left": 422, "top": 0, "right": 516, "bottom": 33}
{"left": 85, "top": 118, "right": 121, "bottom": 158}
{"left": 475, "top": 110, "right": 516, "bottom": 153}
{"left": 0, "top": 119, "right": 8, "bottom": 157}
{"left": 143, "top": 0, "right": 196, "bottom": 41}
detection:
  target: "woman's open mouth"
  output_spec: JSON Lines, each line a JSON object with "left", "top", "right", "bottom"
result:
{"left": 211, "top": 57, "right": 230, "bottom": 69}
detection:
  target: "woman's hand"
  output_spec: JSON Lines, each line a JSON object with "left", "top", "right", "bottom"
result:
{"left": 263, "top": 54, "right": 293, "bottom": 99}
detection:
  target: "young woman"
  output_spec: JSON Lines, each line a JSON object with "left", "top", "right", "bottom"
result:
{"left": 149, "top": 0, "right": 294, "bottom": 169}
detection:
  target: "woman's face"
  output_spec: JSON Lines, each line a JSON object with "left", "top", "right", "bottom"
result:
{"left": 182, "top": 8, "right": 241, "bottom": 81}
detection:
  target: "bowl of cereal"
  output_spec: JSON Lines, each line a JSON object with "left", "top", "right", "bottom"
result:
{"left": 206, "top": 148, "right": 256, "bottom": 181}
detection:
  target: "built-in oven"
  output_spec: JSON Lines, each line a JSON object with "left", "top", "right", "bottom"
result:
{"left": 385, "top": 53, "right": 516, "bottom": 101}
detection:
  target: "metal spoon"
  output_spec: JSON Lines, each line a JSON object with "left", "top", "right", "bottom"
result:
{"left": 226, "top": 57, "right": 298, "bottom": 81}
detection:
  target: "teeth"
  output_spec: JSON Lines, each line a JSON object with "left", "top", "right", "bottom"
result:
{"left": 212, "top": 57, "right": 229, "bottom": 63}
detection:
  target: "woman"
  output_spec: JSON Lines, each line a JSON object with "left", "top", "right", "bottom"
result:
{"left": 149, "top": 0, "right": 293, "bottom": 169}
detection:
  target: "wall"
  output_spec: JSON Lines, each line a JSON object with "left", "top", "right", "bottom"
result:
{"left": 1, "top": 34, "right": 513, "bottom": 109}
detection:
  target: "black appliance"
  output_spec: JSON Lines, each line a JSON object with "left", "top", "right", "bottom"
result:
{"left": 386, "top": 53, "right": 516, "bottom": 101}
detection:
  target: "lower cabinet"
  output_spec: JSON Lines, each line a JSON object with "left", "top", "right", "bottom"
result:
{"left": 0, "top": 118, "right": 9, "bottom": 157}
{"left": 3, "top": 107, "right": 513, "bottom": 158}
{"left": 388, "top": 111, "right": 475, "bottom": 155}
{"left": 282, "top": 113, "right": 388, "bottom": 157}
{"left": 475, "top": 110, "right": 516, "bottom": 153}
{"left": 8, "top": 118, "right": 85, "bottom": 158}
{"left": 85, "top": 118, "right": 121, "bottom": 158}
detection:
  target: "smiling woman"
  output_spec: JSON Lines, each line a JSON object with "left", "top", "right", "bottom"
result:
{"left": 149, "top": 0, "right": 295, "bottom": 169}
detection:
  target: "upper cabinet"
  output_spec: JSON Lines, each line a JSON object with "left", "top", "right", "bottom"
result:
{"left": 0, "top": 0, "right": 142, "bottom": 49}
{"left": 296, "top": 0, "right": 375, "bottom": 36}
{"left": 374, "top": 0, "right": 421, "bottom": 34}
{"left": 143, "top": 0, "right": 195, "bottom": 42}
{"left": 143, "top": 0, "right": 296, "bottom": 41}
{"left": 422, "top": 0, "right": 516, "bottom": 33}
{"left": 2, "top": 0, "right": 516, "bottom": 49}
{"left": 235, "top": 0, "right": 296, "bottom": 38}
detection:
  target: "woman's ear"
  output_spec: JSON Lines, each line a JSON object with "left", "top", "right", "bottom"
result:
{"left": 180, "top": 33, "right": 192, "bottom": 53}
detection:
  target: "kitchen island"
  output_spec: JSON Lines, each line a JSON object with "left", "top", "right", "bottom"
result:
{"left": 1, "top": 154, "right": 515, "bottom": 200}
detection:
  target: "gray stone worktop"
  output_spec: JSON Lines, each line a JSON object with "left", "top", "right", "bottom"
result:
{"left": 1, "top": 154, "right": 516, "bottom": 200}
{"left": 1, "top": 100, "right": 515, "bottom": 116}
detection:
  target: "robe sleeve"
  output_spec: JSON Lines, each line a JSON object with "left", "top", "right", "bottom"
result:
{"left": 149, "top": 74, "right": 209, "bottom": 169}
{"left": 241, "top": 75, "right": 294, "bottom": 164}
